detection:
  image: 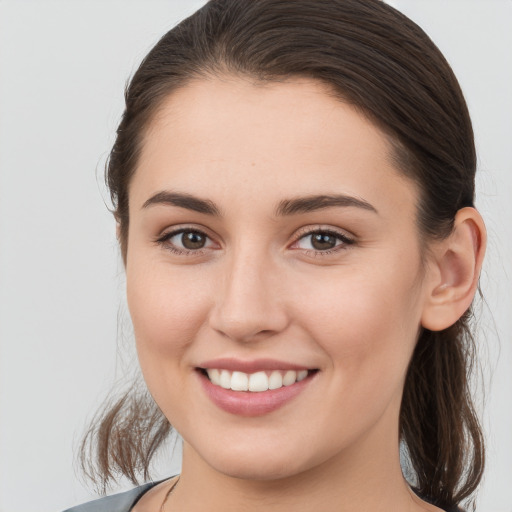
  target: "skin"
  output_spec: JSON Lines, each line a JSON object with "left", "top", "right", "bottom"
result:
{"left": 126, "top": 77, "right": 485, "bottom": 512}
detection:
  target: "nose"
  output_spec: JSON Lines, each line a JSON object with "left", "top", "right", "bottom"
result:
{"left": 208, "top": 248, "right": 290, "bottom": 343}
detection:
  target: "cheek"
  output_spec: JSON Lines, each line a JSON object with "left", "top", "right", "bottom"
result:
{"left": 297, "top": 272, "right": 423, "bottom": 444}
{"left": 126, "top": 260, "right": 213, "bottom": 360}
{"left": 126, "top": 261, "right": 216, "bottom": 423}
{"left": 293, "top": 266, "right": 422, "bottom": 385}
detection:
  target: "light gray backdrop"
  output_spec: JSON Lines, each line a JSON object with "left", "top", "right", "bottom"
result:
{"left": 0, "top": 1, "right": 510, "bottom": 511}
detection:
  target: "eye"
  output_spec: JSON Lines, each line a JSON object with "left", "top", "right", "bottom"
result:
{"left": 293, "top": 229, "right": 354, "bottom": 253}
{"left": 156, "top": 228, "right": 215, "bottom": 254}
{"left": 176, "top": 231, "right": 208, "bottom": 250}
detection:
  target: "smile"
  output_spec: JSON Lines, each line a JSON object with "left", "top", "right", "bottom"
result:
{"left": 196, "top": 364, "right": 318, "bottom": 417}
{"left": 204, "top": 369, "right": 310, "bottom": 392}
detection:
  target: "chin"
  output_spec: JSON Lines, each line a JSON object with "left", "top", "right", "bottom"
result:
{"left": 211, "top": 457, "right": 307, "bottom": 482}
{"left": 189, "top": 435, "right": 330, "bottom": 483}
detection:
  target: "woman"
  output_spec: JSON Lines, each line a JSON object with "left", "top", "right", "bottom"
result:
{"left": 65, "top": 0, "right": 486, "bottom": 511}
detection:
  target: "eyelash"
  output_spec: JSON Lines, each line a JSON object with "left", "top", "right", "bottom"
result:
{"left": 155, "top": 227, "right": 214, "bottom": 257}
{"left": 292, "top": 227, "right": 355, "bottom": 256}
{"left": 155, "top": 226, "right": 355, "bottom": 257}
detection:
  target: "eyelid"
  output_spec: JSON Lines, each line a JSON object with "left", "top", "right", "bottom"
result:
{"left": 155, "top": 225, "right": 219, "bottom": 255}
{"left": 154, "top": 224, "right": 355, "bottom": 256}
{"left": 289, "top": 225, "right": 355, "bottom": 254}
{"left": 293, "top": 224, "right": 355, "bottom": 240}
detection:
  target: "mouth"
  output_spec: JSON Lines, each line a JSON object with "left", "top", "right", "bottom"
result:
{"left": 195, "top": 358, "right": 319, "bottom": 416}
{"left": 197, "top": 368, "right": 316, "bottom": 392}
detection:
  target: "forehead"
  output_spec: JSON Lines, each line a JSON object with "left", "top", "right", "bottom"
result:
{"left": 131, "top": 76, "right": 417, "bottom": 220}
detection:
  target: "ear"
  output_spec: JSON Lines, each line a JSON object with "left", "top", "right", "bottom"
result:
{"left": 421, "top": 207, "right": 486, "bottom": 331}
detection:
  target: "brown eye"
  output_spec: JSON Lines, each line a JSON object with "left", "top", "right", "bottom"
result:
{"left": 157, "top": 228, "right": 214, "bottom": 254}
{"left": 293, "top": 229, "right": 354, "bottom": 253}
{"left": 310, "top": 233, "right": 338, "bottom": 250}
{"left": 181, "top": 231, "right": 206, "bottom": 250}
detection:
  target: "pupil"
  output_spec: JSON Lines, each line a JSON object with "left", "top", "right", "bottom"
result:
{"left": 182, "top": 231, "right": 205, "bottom": 249}
{"left": 311, "top": 233, "right": 336, "bottom": 250}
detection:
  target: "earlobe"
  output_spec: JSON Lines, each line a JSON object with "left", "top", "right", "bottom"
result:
{"left": 421, "top": 207, "right": 486, "bottom": 331}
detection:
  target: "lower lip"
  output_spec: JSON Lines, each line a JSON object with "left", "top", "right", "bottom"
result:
{"left": 197, "top": 371, "right": 316, "bottom": 417}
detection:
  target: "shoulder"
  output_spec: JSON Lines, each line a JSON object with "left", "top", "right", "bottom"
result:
{"left": 62, "top": 483, "right": 156, "bottom": 512}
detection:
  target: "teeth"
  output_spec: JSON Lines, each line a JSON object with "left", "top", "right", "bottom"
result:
{"left": 219, "top": 369, "right": 231, "bottom": 389}
{"left": 249, "top": 371, "right": 268, "bottom": 392}
{"left": 231, "top": 371, "right": 249, "bottom": 391}
{"left": 282, "top": 370, "right": 296, "bottom": 386}
{"left": 205, "top": 368, "right": 310, "bottom": 392}
{"left": 268, "top": 371, "right": 283, "bottom": 390}
{"left": 297, "top": 370, "right": 308, "bottom": 381}
{"left": 208, "top": 368, "right": 220, "bottom": 383}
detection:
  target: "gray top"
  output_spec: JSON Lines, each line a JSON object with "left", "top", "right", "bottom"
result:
{"left": 62, "top": 482, "right": 159, "bottom": 512}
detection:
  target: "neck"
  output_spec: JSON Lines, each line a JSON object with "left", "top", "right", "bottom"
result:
{"left": 170, "top": 422, "right": 436, "bottom": 512}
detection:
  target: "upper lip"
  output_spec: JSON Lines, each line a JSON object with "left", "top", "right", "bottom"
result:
{"left": 197, "top": 358, "right": 314, "bottom": 373}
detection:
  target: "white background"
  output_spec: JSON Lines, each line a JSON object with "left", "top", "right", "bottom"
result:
{"left": 0, "top": 1, "right": 510, "bottom": 511}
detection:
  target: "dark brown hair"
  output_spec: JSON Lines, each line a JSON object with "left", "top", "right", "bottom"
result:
{"left": 81, "top": 0, "right": 484, "bottom": 508}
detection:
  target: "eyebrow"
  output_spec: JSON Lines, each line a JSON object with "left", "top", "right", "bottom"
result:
{"left": 275, "top": 194, "right": 378, "bottom": 216}
{"left": 142, "top": 191, "right": 378, "bottom": 216}
{"left": 142, "top": 191, "right": 222, "bottom": 216}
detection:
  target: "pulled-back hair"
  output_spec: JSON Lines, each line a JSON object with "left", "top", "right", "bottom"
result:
{"left": 81, "top": 0, "right": 484, "bottom": 509}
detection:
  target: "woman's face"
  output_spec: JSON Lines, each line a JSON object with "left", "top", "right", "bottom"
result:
{"left": 126, "top": 77, "right": 433, "bottom": 480}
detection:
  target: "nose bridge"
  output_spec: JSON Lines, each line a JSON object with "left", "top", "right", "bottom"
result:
{"left": 209, "top": 241, "right": 288, "bottom": 342}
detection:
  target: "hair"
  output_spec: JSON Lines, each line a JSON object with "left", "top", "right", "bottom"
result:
{"left": 81, "top": 0, "right": 484, "bottom": 508}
